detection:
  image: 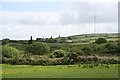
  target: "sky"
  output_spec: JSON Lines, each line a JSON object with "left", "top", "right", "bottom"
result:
{"left": 0, "top": 0, "right": 119, "bottom": 40}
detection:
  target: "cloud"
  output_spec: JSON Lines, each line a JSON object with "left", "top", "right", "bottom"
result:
{"left": 0, "top": 11, "right": 60, "bottom": 25}
{"left": 0, "top": 2, "right": 118, "bottom": 25}
{"left": 0, "top": 0, "right": 119, "bottom": 3}
{"left": 0, "top": 2, "right": 118, "bottom": 39}
{"left": 0, "top": 22, "right": 117, "bottom": 40}
{"left": 61, "top": 2, "right": 118, "bottom": 24}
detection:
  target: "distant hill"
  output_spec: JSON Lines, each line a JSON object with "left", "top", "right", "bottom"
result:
{"left": 1, "top": 33, "right": 119, "bottom": 45}
{"left": 65, "top": 33, "right": 118, "bottom": 44}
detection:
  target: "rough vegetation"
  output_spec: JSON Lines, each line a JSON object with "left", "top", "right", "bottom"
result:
{"left": 2, "top": 45, "right": 19, "bottom": 58}
{"left": 25, "top": 42, "right": 50, "bottom": 55}
{"left": 1, "top": 33, "right": 119, "bottom": 65}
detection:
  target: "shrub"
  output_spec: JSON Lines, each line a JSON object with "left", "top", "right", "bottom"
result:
{"left": 61, "top": 57, "right": 74, "bottom": 65}
{"left": 2, "top": 57, "right": 10, "bottom": 64}
{"left": 41, "top": 59, "right": 50, "bottom": 66}
{"left": 48, "top": 53, "right": 54, "bottom": 58}
{"left": 76, "top": 50, "right": 84, "bottom": 55}
{"left": 91, "top": 44, "right": 102, "bottom": 54}
{"left": 95, "top": 38, "right": 107, "bottom": 44}
{"left": 2, "top": 45, "right": 19, "bottom": 58}
{"left": 67, "top": 52, "right": 84, "bottom": 63}
{"left": 52, "top": 50, "right": 66, "bottom": 58}
{"left": 93, "top": 55, "right": 99, "bottom": 62}
{"left": 67, "top": 52, "right": 78, "bottom": 58}
{"left": 103, "top": 43, "right": 118, "bottom": 54}
{"left": 82, "top": 47, "right": 94, "bottom": 55}
{"left": 49, "top": 59, "right": 60, "bottom": 65}
{"left": 109, "top": 58, "right": 118, "bottom": 64}
{"left": 26, "top": 42, "right": 50, "bottom": 55}
{"left": 2, "top": 38, "right": 10, "bottom": 45}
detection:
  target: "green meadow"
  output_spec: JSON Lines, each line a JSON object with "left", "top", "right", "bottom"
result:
{"left": 2, "top": 64, "right": 118, "bottom": 78}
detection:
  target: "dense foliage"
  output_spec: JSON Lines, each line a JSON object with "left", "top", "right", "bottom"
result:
{"left": 103, "top": 44, "right": 119, "bottom": 54}
{"left": 26, "top": 42, "right": 50, "bottom": 55}
{"left": 52, "top": 50, "right": 66, "bottom": 58}
{"left": 2, "top": 45, "right": 19, "bottom": 58}
{"left": 1, "top": 33, "right": 119, "bottom": 65}
{"left": 82, "top": 46, "right": 94, "bottom": 55}
{"left": 95, "top": 38, "right": 107, "bottom": 44}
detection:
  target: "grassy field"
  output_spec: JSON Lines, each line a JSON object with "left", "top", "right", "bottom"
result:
{"left": 1, "top": 64, "right": 118, "bottom": 78}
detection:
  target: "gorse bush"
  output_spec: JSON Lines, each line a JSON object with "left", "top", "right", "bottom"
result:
{"left": 61, "top": 57, "right": 74, "bottom": 65}
{"left": 103, "top": 43, "right": 118, "bottom": 54}
{"left": 67, "top": 52, "right": 79, "bottom": 59}
{"left": 49, "top": 53, "right": 54, "bottom": 58}
{"left": 2, "top": 45, "right": 19, "bottom": 58}
{"left": 2, "top": 55, "right": 119, "bottom": 65}
{"left": 26, "top": 42, "right": 50, "bottom": 55}
{"left": 95, "top": 38, "right": 107, "bottom": 44}
{"left": 52, "top": 50, "right": 66, "bottom": 58}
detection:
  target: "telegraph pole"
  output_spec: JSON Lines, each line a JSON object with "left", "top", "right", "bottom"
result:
{"left": 94, "top": 12, "right": 96, "bottom": 34}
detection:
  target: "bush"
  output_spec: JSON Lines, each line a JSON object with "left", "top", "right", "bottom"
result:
{"left": 67, "top": 52, "right": 78, "bottom": 58}
{"left": 49, "top": 59, "right": 62, "bottom": 65}
{"left": 2, "top": 38, "right": 10, "bottom": 45}
{"left": 41, "top": 59, "right": 50, "bottom": 66}
{"left": 95, "top": 38, "right": 107, "bottom": 44}
{"left": 67, "top": 52, "right": 85, "bottom": 63}
{"left": 61, "top": 57, "right": 74, "bottom": 65}
{"left": 82, "top": 47, "right": 94, "bottom": 55}
{"left": 26, "top": 42, "right": 50, "bottom": 55}
{"left": 48, "top": 53, "right": 54, "bottom": 58}
{"left": 103, "top": 43, "right": 118, "bottom": 54}
{"left": 2, "top": 56, "right": 119, "bottom": 65}
{"left": 52, "top": 50, "right": 66, "bottom": 58}
{"left": 2, "top": 45, "right": 19, "bottom": 58}
{"left": 75, "top": 50, "right": 84, "bottom": 55}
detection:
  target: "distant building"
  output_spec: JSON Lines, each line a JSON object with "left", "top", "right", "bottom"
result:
{"left": 66, "top": 40, "right": 72, "bottom": 43}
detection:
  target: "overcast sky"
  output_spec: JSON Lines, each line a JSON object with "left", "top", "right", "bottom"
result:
{"left": 0, "top": 0, "right": 118, "bottom": 40}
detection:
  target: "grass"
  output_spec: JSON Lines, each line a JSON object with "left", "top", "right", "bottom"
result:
{"left": 1, "top": 64, "right": 118, "bottom": 78}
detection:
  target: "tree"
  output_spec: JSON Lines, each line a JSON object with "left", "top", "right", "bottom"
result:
{"left": 45, "top": 38, "right": 53, "bottom": 43}
{"left": 26, "top": 42, "right": 50, "bottom": 55}
{"left": 95, "top": 38, "right": 107, "bottom": 44}
{"left": 104, "top": 43, "right": 118, "bottom": 54}
{"left": 67, "top": 37, "right": 72, "bottom": 40}
{"left": 59, "top": 38, "right": 66, "bottom": 43}
{"left": 2, "top": 38, "right": 10, "bottom": 45}
{"left": 2, "top": 46, "right": 19, "bottom": 58}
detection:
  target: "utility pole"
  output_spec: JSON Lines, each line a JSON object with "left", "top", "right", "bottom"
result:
{"left": 94, "top": 12, "right": 96, "bottom": 34}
